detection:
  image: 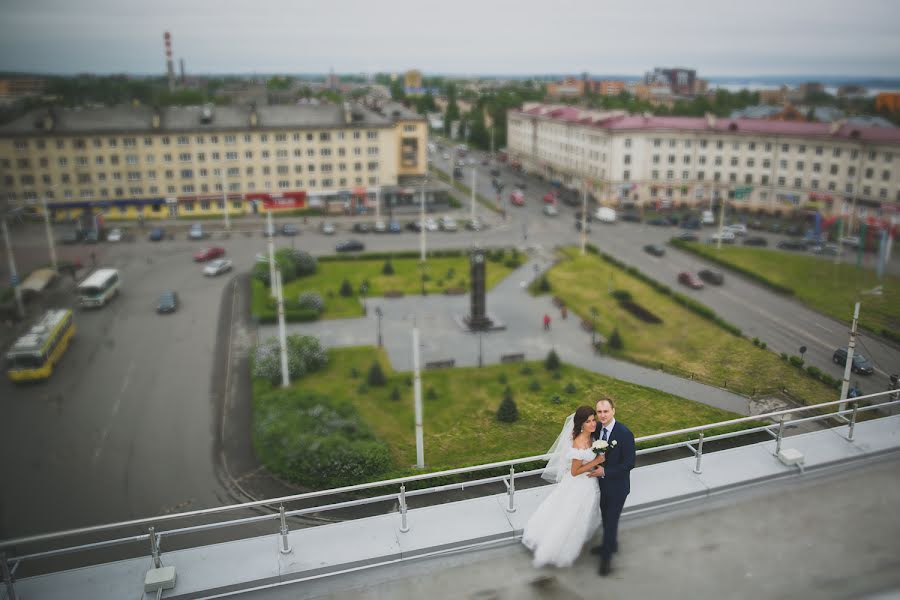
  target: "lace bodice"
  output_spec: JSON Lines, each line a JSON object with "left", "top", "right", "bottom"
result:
{"left": 566, "top": 446, "right": 596, "bottom": 462}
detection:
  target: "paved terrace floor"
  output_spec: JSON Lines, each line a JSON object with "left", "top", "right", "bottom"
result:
{"left": 9, "top": 414, "right": 900, "bottom": 600}
{"left": 260, "top": 253, "right": 752, "bottom": 416}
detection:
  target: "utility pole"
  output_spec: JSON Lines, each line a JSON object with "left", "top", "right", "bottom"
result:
{"left": 412, "top": 324, "right": 424, "bottom": 468}
{"left": 419, "top": 181, "right": 426, "bottom": 261}
{"left": 839, "top": 302, "right": 861, "bottom": 411}
{"left": 267, "top": 210, "right": 276, "bottom": 299}
{"left": 40, "top": 195, "right": 58, "bottom": 271}
{"left": 275, "top": 271, "right": 290, "bottom": 388}
{"left": 1, "top": 218, "right": 24, "bottom": 319}
{"left": 580, "top": 178, "right": 588, "bottom": 255}
{"left": 470, "top": 168, "right": 476, "bottom": 222}
{"left": 375, "top": 186, "right": 381, "bottom": 222}
{"left": 716, "top": 188, "right": 727, "bottom": 251}
{"left": 221, "top": 170, "right": 230, "bottom": 231}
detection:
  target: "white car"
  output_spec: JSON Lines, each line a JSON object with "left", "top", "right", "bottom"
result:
{"left": 442, "top": 152, "right": 450, "bottom": 160}
{"left": 725, "top": 223, "right": 748, "bottom": 236}
{"left": 106, "top": 228, "right": 123, "bottom": 242}
{"left": 594, "top": 207, "right": 617, "bottom": 223}
{"left": 439, "top": 217, "right": 458, "bottom": 231}
{"left": 204, "top": 258, "right": 233, "bottom": 276}
{"left": 320, "top": 222, "right": 336, "bottom": 235}
{"left": 374, "top": 220, "right": 387, "bottom": 233}
{"left": 543, "top": 204, "right": 559, "bottom": 217}
{"left": 423, "top": 217, "right": 439, "bottom": 232}
{"left": 710, "top": 231, "right": 736, "bottom": 242}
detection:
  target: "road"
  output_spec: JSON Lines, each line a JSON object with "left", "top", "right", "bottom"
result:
{"left": 1, "top": 157, "right": 898, "bottom": 544}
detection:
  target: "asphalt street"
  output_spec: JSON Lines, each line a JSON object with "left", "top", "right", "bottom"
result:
{"left": 1, "top": 154, "right": 898, "bottom": 549}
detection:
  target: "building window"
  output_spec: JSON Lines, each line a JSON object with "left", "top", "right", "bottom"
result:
{"left": 226, "top": 152, "right": 238, "bottom": 160}
{"left": 744, "top": 174, "right": 753, "bottom": 184}
{"left": 796, "top": 161, "right": 804, "bottom": 171}
{"left": 367, "top": 131, "right": 378, "bottom": 140}
{"left": 865, "top": 168, "right": 873, "bottom": 178}
{"left": 833, "top": 148, "right": 841, "bottom": 158}
{"left": 623, "top": 155, "right": 631, "bottom": 165}
{"left": 882, "top": 170, "right": 891, "bottom": 181}
{"left": 747, "top": 158, "right": 755, "bottom": 168}
{"left": 177, "top": 136, "right": 189, "bottom": 145}
{"left": 761, "top": 175, "right": 769, "bottom": 185}
{"left": 777, "top": 176, "right": 786, "bottom": 186}
{"left": 624, "top": 138, "right": 632, "bottom": 148}
{"left": 224, "top": 135, "right": 236, "bottom": 144}
{"left": 181, "top": 169, "right": 193, "bottom": 178}
{"left": 682, "top": 171, "right": 689, "bottom": 180}
{"left": 781, "top": 144, "right": 789, "bottom": 153}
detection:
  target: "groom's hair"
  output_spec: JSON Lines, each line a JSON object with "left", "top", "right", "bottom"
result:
{"left": 595, "top": 396, "right": 616, "bottom": 409}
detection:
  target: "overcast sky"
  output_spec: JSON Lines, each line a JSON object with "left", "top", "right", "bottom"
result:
{"left": 1, "top": 0, "right": 898, "bottom": 78}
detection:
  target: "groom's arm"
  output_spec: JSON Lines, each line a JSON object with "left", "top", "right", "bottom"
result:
{"left": 602, "top": 427, "right": 635, "bottom": 479}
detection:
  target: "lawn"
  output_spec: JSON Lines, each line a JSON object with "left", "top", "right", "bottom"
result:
{"left": 672, "top": 242, "right": 900, "bottom": 340}
{"left": 539, "top": 248, "right": 838, "bottom": 405}
{"left": 254, "top": 346, "right": 749, "bottom": 479}
{"left": 251, "top": 252, "right": 518, "bottom": 321}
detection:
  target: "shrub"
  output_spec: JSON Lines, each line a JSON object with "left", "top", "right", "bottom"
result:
{"left": 552, "top": 371, "right": 562, "bottom": 380}
{"left": 529, "top": 379, "right": 541, "bottom": 391}
{"left": 339, "top": 278, "right": 354, "bottom": 297}
{"left": 609, "top": 328, "right": 623, "bottom": 350}
{"left": 297, "top": 291, "right": 324, "bottom": 312}
{"left": 538, "top": 276, "right": 551, "bottom": 293}
{"left": 611, "top": 289, "right": 633, "bottom": 302}
{"left": 382, "top": 260, "right": 395, "bottom": 275}
{"left": 252, "top": 261, "right": 272, "bottom": 286}
{"left": 788, "top": 355, "right": 804, "bottom": 368}
{"left": 349, "top": 367, "right": 359, "bottom": 379}
{"left": 498, "top": 373, "right": 508, "bottom": 384}
{"left": 367, "top": 361, "right": 387, "bottom": 386}
{"left": 390, "top": 386, "right": 401, "bottom": 401}
{"left": 292, "top": 250, "right": 318, "bottom": 277}
{"left": 426, "top": 387, "right": 438, "bottom": 401}
{"left": 550, "top": 394, "right": 563, "bottom": 405}
{"left": 780, "top": 352, "right": 789, "bottom": 361}
{"left": 752, "top": 337, "right": 760, "bottom": 347}
{"left": 497, "top": 387, "right": 519, "bottom": 423}
{"left": 545, "top": 349, "right": 561, "bottom": 371}
{"left": 520, "top": 365, "right": 533, "bottom": 375}
{"left": 357, "top": 382, "right": 369, "bottom": 394}
{"left": 760, "top": 341, "right": 767, "bottom": 350}
{"left": 504, "top": 257, "right": 522, "bottom": 269}
{"left": 446, "top": 267, "right": 455, "bottom": 279}
{"left": 564, "top": 382, "right": 577, "bottom": 394}
{"left": 405, "top": 376, "right": 413, "bottom": 387}
{"left": 252, "top": 335, "right": 328, "bottom": 383}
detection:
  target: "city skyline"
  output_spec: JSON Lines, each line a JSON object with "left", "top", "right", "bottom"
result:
{"left": 1, "top": 0, "right": 899, "bottom": 78}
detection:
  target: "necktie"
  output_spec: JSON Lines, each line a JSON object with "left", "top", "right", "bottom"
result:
{"left": 601, "top": 428, "right": 608, "bottom": 441}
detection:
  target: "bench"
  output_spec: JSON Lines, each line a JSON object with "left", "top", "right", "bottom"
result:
{"left": 443, "top": 287, "right": 466, "bottom": 296}
{"left": 500, "top": 353, "right": 525, "bottom": 364}
{"left": 425, "top": 359, "right": 455, "bottom": 370}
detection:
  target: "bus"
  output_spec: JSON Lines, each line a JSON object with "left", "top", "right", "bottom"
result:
{"left": 6, "top": 309, "right": 76, "bottom": 382}
{"left": 78, "top": 268, "right": 120, "bottom": 308}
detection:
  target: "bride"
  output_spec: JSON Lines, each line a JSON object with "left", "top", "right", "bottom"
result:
{"left": 521, "top": 405, "right": 605, "bottom": 568}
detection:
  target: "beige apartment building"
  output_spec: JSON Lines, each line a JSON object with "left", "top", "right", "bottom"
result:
{"left": 508, "top": 103, "right": 900, "bottom": 219}
{"left": 0, "top": 101, "right": 429, "bottom": 221}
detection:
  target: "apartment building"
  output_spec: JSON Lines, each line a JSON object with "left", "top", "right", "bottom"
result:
{"left": 507, "top": 103, "right": 900, "bottom": 218}
{"left": 0, "top": 101, "right": 429, "bottom": 221}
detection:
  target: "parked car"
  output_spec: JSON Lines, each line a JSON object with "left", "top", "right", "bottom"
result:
{"left": 620, "top": 213, "right": 642, "bottom": 223}
{"left": 193, "top": 246, "right": 225, "bottom": 262}
{"left": 465, "top": 218, "right": 484, "bottom": 231}
{"left": 515, "top": 180, "right": 527, "bottom": 190}
{"left": 785, "top": 224, "right": 803, "bottom": 237}
{"left": 543, "top": 204, "right": 559, "bottom": 217}
{"left": 709, "top": 231, "right": 736, "bottom": 243}
{"left": 439, "top": 217, "right": 458, "bottom": 231}
{"left": 742, "top": 236, "right": 768, "bottom": 247}
{"left": 678, "top": 272, "right": 704, "bottom": 289}
{"left": 840, "top": 235, "right": 861, "bottom": 248}
{"left": 833, "top": 347, "right": 874, "bottom": 375}
{"left": 373, "top": 220, "right": 387, "bottom": 233}
{"left": 490, "top": 167, "right": 501, "bottom": 177}
{"left": 777, "top": 239, "right": 808, "bottom": 251}
{"left": 281, "top": 223, "right": 299, "bottom": 236}
{"left": 189, "top": 223, "right": 205, "bottom": 240}
{"left": 61, "top": 230, "right": 82, "bottom": 244}
{"left": 157, "top": 290, "right": 179, "bottom": 314}
{"left": 769, "top": 222, "right": 783, "bottom": 234}
{"left": 701, "top": 210, "right": 715, "bottom": 225}
{"left": 203, "top": 258, "right": 233, "bottom": 276}
{"left": 594, "top": 207, "right": 617, "bottom": 223}
{"left": 320, "top": 222, "right": 336, "bottom": 235}
{"left": 83, "top": 230, "right": 100, "bottom": 244}
{"left": 812, "top": 243, "right": 841, "bottom": 256}
{"left": 748, "top": 220, "right": 764, "bottom": 230}
{"left": 406, "top": 220, "right": 423, "bottom": 232}
{"left": 335, "top": 239, "right": 365, "bottom": 253}
{"left": 643, "top": 244, "right": 666, "bottom": 257}
{"left": 149, "top": 228, "right": 165, "bottom": 242}
{"left": 388, "top": 220, "right": 402, "bottom": 233}
{"left": 646, "top": 217, "right": 672, "bottom": 227}
{"left": 574, "top": 220, "right": 591, "bottom": 233}
{"left": 423, "top": 217, "right": 439, "bottom": 232}
{"left": 725, "top": 223, "right": 748, "bottom": 236}
{"left": 698, "top": 269, "right": 725, "bottom": 285}
{"left": 681, "top": 218, "right": 701, "bottom": 230}
{"left": 675, "top": 232, "right": 699, "bottom": 242}
{"left": 352, "top": 222, "right": 371, "bottom": 234}
{"left": 510, "top": 190, "right": 525, "bottom": 206}
{"left": 106, "top": 228, "right": 123, "bottom": 242}
{"left": 542, "top": 191, "right": 557, "bottom": 204}
{"left": 453, "top": 166, "right": 464, "bottom": 180}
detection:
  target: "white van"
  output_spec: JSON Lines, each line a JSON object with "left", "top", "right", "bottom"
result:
{"left": 78, "top": 268, "right": 121, "bottom": 308}
{"left": 594, "top": 207, "right": 617, "bottom": 223}
{"left": 701, "top": 210, "right": 715, "bottom": 225}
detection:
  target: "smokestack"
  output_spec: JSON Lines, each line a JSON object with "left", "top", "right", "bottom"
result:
{"left": 164, "top": 32, "right": 175, "bottom": 92}
{"left": 180, "top": 58, "right": 186, "bottom": 86}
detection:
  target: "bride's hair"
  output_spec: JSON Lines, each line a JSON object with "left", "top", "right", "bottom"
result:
{"left": 571, "top": 405, "right": 595, "bottom": 439}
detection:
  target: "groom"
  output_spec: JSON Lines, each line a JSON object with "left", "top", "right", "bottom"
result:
{"left": 589, "top": 397, "right": 636, "bottom": 576}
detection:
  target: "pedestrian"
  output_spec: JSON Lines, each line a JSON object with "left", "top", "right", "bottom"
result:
{"left": 543, "top": 314, "right": 551, "bottom": 331}
{"left": 561, "top": 305, "right": 568, "bottom": 320}
{"left": 589, "top": 397, "right": 636, "bottom": 576}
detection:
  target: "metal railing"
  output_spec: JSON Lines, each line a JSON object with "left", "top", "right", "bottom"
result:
{"left": 1, "top": 389, "right": 897, "bottom": 596}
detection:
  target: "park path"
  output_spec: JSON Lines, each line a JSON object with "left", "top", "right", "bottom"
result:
{"left": 262, "top": 248, "right": 752, "bottom": 416}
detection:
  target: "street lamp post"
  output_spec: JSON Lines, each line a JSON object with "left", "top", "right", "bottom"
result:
{"left": 41, "top": 194, "right": 58, "bottom": 271}
{"left": 1, "top": 217, "right": 25, "bottom": 319}
{"left": 478, "top": 331, "right": 484, "bottom": 367}
{"left": 375, "top": 306, "right": 383, "bottom": 347}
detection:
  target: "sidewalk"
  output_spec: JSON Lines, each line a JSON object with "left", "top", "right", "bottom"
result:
{"left": 262, "top": 256, "right": 752, "bottom": 416}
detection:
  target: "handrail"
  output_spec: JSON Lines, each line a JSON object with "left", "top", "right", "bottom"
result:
{"left": 1, "top": 389, "right": 896, "bottom": 562}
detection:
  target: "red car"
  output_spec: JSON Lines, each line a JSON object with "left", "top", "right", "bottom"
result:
{"left": 510, "top": 190, "right": 525, "bottom": 206}
{"left": 678, "top": 271, "right": 704, "bottom": 289}
{"left": 542, "top": 192, "right": 558, "bottom": 204}
{"left": 193, "top": 246, "right": 225, "bottom": 262}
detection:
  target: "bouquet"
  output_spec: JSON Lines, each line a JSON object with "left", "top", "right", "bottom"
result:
{"left": 591, "top": 438, "right": 617, "bottom": 456}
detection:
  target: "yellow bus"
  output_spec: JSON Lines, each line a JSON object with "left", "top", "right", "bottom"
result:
{"left": 6, "top": 309, "right": 76, "bottom": 382}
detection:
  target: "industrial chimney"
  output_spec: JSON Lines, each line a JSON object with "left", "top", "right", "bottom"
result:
{"left": 164, "top": 32, "right": 175, "bottom": 92}
{"left": 180, "top": 58, "right": 186, "bottom": 87}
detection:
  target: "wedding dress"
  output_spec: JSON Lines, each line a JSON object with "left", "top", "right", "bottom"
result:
{"left": 521, "top": 433, "right": 601, "bottom": 567}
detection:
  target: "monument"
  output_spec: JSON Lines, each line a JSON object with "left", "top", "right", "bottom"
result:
{"left": 465, "top": 248, "right": 493, "bottom": 330}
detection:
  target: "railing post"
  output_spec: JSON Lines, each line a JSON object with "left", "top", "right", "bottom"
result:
{"left": 148, "top": 526, "right": 161, "bottom": 569}
{"left": 775, "top": 417, "right": 785, "bottom": 456}
{"left": 1, "top": 552, "right": 17, "bottom": 600}
{"left": 506, "top": 466, "right": 517, "bottom": 513}
{"left": 693, "top": 432, "right": 704, "bottom": 474}
{"left": 399, "top": 484, "right": 409, "bottom": 533}
{"left": 848, "top": 401, "right": 859, "bottom": 441}
{"left": 278, "top": 504, "right": 292, "bottom": 554}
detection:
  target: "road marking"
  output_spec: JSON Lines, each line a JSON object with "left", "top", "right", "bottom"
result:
{"left": 717, "top": 289, "right": 835, "bottom": 352}
{"left": 814, "top": 322, "right": 835, "bottom": 334}
{"left": 92, "top": 359, "right": 135, "bottom": 466}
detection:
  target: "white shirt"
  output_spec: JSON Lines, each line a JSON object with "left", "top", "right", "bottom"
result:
{"left": 599, "top": 418, "right": 616, "bottom": 441}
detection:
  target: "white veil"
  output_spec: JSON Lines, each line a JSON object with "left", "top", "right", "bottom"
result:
{"left": 540, "top": 413, "right": 575, "bottom": 483}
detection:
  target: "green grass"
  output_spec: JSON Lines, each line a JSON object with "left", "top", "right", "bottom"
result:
{"left": 251, "top": 255, "right": 516, "bottom": 321}
{"left": 674, "top": 242, "right": 900, "bottom": 338}
{"left": 539, "top": 248, "right": 838, "bottom": 405}
{"left": 257, "top": 346, "right": 749, "bottom": 477}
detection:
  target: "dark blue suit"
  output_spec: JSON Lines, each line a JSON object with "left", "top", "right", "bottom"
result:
{"left": 592, "top": 421, "right": 636, "bottom": 560}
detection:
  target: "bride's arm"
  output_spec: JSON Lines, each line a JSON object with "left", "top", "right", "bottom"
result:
{"left": 570, "top": 454, "right": 605, "bottom": 477}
